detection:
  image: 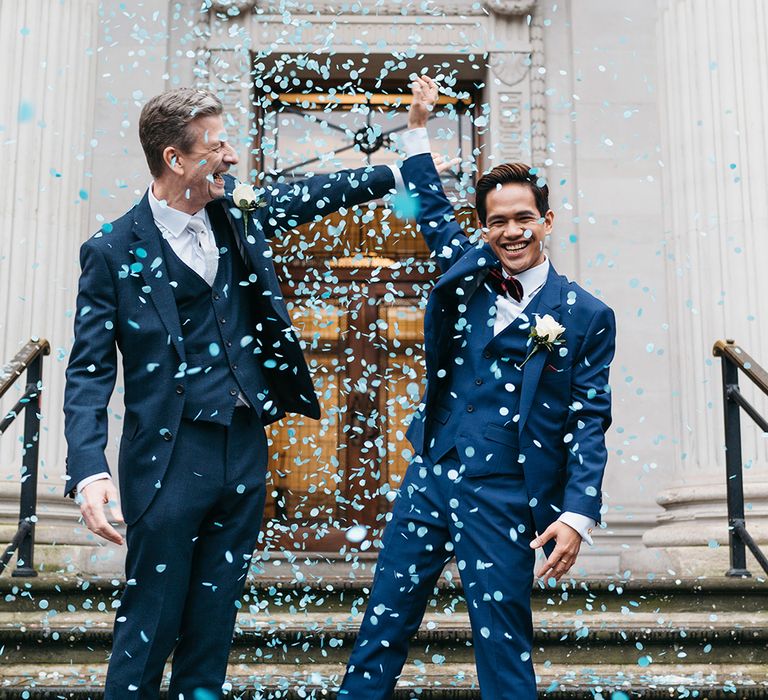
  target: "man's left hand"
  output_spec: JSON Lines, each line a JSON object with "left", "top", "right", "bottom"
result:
{"left": 530, "top": 521, "right": 582, "bottom": 581}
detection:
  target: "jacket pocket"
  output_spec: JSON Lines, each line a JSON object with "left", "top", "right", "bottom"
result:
{"left": 483, "top": 423, "right": 519, "bottom": 448}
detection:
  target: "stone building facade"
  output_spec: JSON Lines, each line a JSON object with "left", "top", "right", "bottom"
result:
{"left": 1, "top": 0, "right": 766, "bottom": 576}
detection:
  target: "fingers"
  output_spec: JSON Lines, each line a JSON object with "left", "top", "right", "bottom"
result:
{"left": 432, "top": 154, "right": 462, "bottom": 175}
{"left": 535, "top": 548, "right": 577, "bottom": 581}
{"left": 531, "top": 523, "right": 581, "bottom": 581}
{"left": 80, "top": 481, "right": 125, "bottom": 545}
{"left": 105, "top": 481, "right": 125, "bottom": 525}
{"left": 530, "top": 523, "right": 556, "bottom": 549}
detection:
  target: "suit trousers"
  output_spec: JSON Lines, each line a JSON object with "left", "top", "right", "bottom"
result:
{"left": 339, "top": 450, "right": 537, "bottom": 700}
{"left": 104, "top": 407, "right": 268, "bottom": 700}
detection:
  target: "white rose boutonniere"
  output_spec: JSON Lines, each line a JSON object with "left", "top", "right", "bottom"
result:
{"left": 232, "top": 182, "right": 266, "bottom": 240}
{"left": 518, "top": 313, "right": 566, "bottom": 368}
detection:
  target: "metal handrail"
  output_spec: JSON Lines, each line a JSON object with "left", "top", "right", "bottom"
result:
{"left": 0, "top": 337, "right": 49, "bottom": 577}
{"left": 712, "top": 339, "right": 768, "bottom": 577}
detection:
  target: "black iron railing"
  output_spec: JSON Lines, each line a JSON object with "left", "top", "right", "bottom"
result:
{"left": 0, "top": 338, "right": 49, "bottom": 577}
{"left": 713, "top": 339, "right": 768, "bottom": 577}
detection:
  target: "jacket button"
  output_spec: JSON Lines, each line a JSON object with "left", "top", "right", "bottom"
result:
{"left": 220, "top": 318, "right": 227, "bottom": 324}
{"left": 482, "top": 350, "right": 491, "bottom": 359}
{"left": 475, "top": 378, "right": 483, "bottom": 386}
{"left": 213, "top": 293, "right": 220, "bottom": 301}
{"left": 162, "top": 432, "right": 173, "bottom": 441}
{"left": 232, "top": 364, "right": 238, "bottom": 371}
{"left": 230, "top": 389, "right": 238, "bottom": 396}
{"left": 466, "top": 404, "right": 475, "bottom": 413}
{"left": 175, "top": 384, "right": 184, "bottom": 395}
{"left": 226, "top": 341, "right": 232, "bottom": 348}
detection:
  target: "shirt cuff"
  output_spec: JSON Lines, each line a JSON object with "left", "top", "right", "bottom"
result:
{"left": 401, "top": 127, "right": 431, "bottom": 158}
{"left": 77, "top": 472, "right": 112, "bottom": 495}
{"left": 558, "top": 512, "right": 596, "bottom": 546}
{"left": 387, "top": 164, "right": 404, "bottom": 191}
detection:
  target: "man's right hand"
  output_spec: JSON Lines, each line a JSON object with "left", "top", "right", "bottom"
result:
{"left": 78, "top": 479, "right": 125, "bottom": 545}
{"left": 408, "top": 75, "right": 439, "bottom": 129}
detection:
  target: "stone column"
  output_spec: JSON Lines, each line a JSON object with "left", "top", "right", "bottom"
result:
{"left": 483, "top": 1, "right": 539, "bottom": 169}
{"left": 636, "top": 0, "right": 768, "bottom": 575}
{"left": 0, "top": 0, "right": 104, "bottom": 572}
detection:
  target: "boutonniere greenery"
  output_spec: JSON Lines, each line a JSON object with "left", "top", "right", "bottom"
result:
{"left": 518, "top": 313, "right": 566, "bottom": 368}
{"left": 232, "top": 182, "right": 267, "bottom": 239}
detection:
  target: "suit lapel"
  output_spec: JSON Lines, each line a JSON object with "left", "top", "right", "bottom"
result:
{"left": 213, "top": 185, "right": 293, "bottom": 327}
{"left": 131, "top": 192, "right": 185, "bottom": 360}
{"left": 517, "top": 266, "right": 564, "bottom": 434}
{"left": 426, "top": 242, "right": 495, "bottom": 376}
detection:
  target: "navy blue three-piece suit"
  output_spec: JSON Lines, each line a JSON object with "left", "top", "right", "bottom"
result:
{"left": 64, "top": 166, "right": 395, "bottom": 698}
{"left": 340, "top": 154, "right": 616, "bottom": 698}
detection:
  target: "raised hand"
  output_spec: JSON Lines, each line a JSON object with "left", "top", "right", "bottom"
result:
{"left": 431, "top": 153, "right": 462, "bottom": 175}
{"left": 408, "top": 75, "right": 439, "bottom": 129}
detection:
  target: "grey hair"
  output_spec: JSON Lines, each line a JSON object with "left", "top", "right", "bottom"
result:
{"left": 139, "top": 88, "right": 223, "bottom": 178}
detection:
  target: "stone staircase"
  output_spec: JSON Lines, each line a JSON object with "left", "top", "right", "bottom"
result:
{"left": 1, "top": 555, "right": 767, "bottom": 699}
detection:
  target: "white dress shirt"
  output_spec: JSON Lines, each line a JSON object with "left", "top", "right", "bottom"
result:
{"left": 401, "top": 128, "right": 596, "bottom": 546}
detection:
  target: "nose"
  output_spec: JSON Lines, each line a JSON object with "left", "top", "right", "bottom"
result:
{"left": 224, "top": 142, "right": 239, "bottom": 165}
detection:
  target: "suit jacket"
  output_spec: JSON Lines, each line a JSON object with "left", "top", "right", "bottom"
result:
{"left": 401, "top": 154, "right": 616, "bottom": 533}
{"left": 64, "top": 167, "right": 395, "bottom": 523}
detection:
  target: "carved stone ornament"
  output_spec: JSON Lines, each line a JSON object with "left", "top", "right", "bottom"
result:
{"left": 489, "top": 51, "right": 531, "bottom": 87}
{"left": 484, "top": 0, "right": 537, "bottom": 16}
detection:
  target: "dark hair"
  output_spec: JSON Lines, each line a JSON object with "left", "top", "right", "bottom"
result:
{"left": 475, "top": 163, "right": 550, "bottom": 224}
{"left": 139, "top": 88, "right": 223, "bottom": 178}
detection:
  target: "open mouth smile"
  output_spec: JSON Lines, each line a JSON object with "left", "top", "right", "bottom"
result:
{"left": 500, "top": 240, "right": 530, "bottom": 253}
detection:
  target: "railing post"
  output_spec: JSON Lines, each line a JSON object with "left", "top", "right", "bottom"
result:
{"left": 12, "top": 353, "right": 42, "bottom": 578}
{"left": 721, "top": 344, "right": 750, "bottom": 577}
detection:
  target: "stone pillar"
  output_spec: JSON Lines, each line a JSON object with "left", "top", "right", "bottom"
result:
{"left": 636, "top": 0, "right": 768, "bottom": 575}
{"left": 483, "top": 0, "right": 539, "bottom": 168}
{"left": 0, "top": 0, "right": 103, "bottom": 572}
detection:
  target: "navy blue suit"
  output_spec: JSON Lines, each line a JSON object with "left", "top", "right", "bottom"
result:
{"left": 340, "top": 154, "right": 615, "bottom": 699}
{"left": 64, "top": 166, "right": 395, "bottom": 698}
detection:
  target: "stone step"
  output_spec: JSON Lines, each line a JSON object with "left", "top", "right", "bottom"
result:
{"left": 1, "top": 610, "right": 765, "bottom": 665}
{"left": 1, "top": 662, "right": 768, "bottom": 699}
{"left": 3, "top": 573, "right": 768, "bottom": 615}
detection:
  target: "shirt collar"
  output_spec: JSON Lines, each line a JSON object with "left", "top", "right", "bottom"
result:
{"left": 502, "top": 257, "right": 550, "bottom": 299}
{"left": 148, "top": 183, "right": 209, "bottom": 238}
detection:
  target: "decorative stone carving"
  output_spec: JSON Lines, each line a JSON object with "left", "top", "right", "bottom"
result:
{"left": 497, "top": 91, "right": 524, "bottom": 162}
{"left": 528, "top": 3, "right": 547, "bottom": 168}
{"left": 250, "top": 0, "right": 485, "bottom": 15}
{"left": 489, "top": 51, "right": 531, "bottom": 87}
{"left": 484, "top": 0, "right": 537, "bottom": 16}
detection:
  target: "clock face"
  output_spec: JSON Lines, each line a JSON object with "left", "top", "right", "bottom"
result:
{"left": 256, "top": 91, "right": 475, "bottom": 191}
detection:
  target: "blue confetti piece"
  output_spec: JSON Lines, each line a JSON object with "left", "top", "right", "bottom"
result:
{"left": 17, "top": 101, "right": 34, "bottom": 122}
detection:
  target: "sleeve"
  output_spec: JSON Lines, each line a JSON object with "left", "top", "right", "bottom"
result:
{"left": 400, "top": 152, "right": 473, "bottom": 273}
{"left": 63, "top": 241, "right": 118, "bottom": 496}
{"left": 558, "top": 511, "right": 596, "bottom": 545}
{"left": 76, "top": 472, "right": 112, "bottom": 495}
{"left": 257, "top": 164, "right": 397, "bottom": 237}
{"left": 561, "top": 305, "right": 616, "bottom": 523}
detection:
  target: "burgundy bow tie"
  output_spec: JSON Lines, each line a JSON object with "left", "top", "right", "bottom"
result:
{"left": 486, "top": 267, "right": 524, "bottom": 302}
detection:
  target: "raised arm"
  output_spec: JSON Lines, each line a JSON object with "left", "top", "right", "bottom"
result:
{"left": 250, "top": 164, "right": 396, "bottom": 238}
{"left": 399, "top": 76, "right": 472, "bottom": 273}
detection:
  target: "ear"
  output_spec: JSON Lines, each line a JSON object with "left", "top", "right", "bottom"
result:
{"left": 543, "top": 209, "right": 554, "bottom": 235}
{"left": 476, "top": 213, "right": 490, "bottom": 241}
{"left": 162, "top": 146, "right": 184, "bottom": 176}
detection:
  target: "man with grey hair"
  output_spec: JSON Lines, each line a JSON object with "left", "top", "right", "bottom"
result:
{"left": 64, "top": 87, "right": 398, "bottom": 698}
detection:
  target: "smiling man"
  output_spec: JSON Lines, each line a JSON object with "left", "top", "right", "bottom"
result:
{"left": 339, "top": 76, "right": 617, "bottom": 699}
{"left": 63, "top": 87, "right": 398, "bottom": 699}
